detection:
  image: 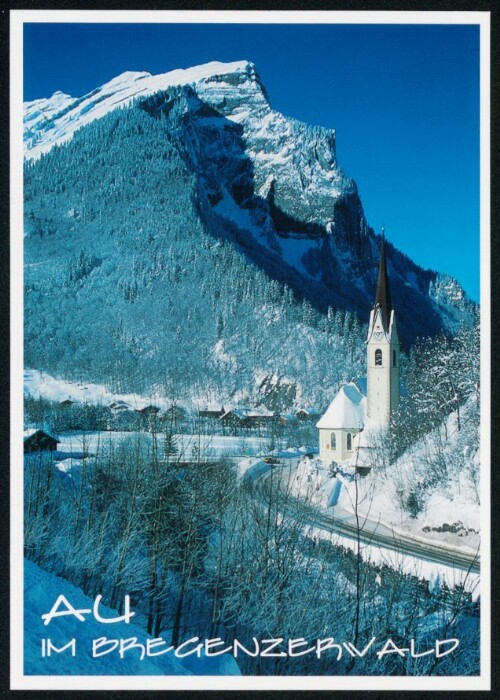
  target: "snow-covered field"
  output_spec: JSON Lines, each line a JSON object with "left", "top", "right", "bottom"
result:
{"left": 52, "top": 433, "right": 314, "bottom": 481}
{"left": 24, "top": 559, "right": 240, "bottom": 676}
{"left": 24, "top": 368, "right": 174, "bottom": 412}
{"left": 55, "top": 431, "right": 268, "bottom": 457}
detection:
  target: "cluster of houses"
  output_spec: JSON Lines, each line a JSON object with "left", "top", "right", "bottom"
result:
{"left": 24, "top": 395, "right": 321, "bottom": 452}
{"left": 56, "top": 397, "right": 187, "bottom": 421}
{"left": 109, "top": 401, "right": 320, "bottom": 427}
{"left": 60, "top": 398, "right": 320, "bottom": 428}
{"left": 200, "top": 405, "right": 320, "bottom": 430}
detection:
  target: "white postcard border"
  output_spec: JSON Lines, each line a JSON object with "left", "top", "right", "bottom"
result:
{"left": 10, "top": 8, "right": 491, "bottom": 691}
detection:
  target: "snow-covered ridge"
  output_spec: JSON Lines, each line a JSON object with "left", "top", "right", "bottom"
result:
{"left": 23, "top": 58, "right": 347, "bottom": 226}
{"left": 23, "top": 60, "right": 262, "bottom": 161}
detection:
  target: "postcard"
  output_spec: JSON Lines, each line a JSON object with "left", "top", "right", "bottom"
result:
{"left": 10, "top": 9, "right": 490, "bottom": 692}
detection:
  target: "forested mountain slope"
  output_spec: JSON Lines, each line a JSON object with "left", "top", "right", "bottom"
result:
{"left": 24, "top": 61, "right": 474, "bottom": 404}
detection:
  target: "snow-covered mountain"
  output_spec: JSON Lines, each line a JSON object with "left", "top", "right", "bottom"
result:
{"left": 25, "top": 61, "right": 350, "bottom": 223}
{"left": 24, "top": 62, "right": 253, "bottom": 159}
{"left": 23, "top": 60, "right": 475, "bottom": 399}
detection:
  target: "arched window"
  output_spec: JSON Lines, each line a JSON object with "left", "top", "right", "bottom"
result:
{"left": 393, "top": 350, "right": 397, "bottom": 366}
{"left": 375, "top": 349, "right": 382, "bottom": 366}
{"left": 330, "top": 432, "right": 336, "bottom": 450}
{"left": 346, "top": 433, "right": 352, "bottom": 451}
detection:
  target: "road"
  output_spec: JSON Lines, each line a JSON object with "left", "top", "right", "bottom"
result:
{"left": 243, "top": 457, "right": 480, "bottom": 575}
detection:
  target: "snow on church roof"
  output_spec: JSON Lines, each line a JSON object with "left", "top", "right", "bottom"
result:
{"left": 316, "top": 382, "right": 366, "bottom": 430}
{"left": 351, "top": 376, "right": 367, "bottom": 396}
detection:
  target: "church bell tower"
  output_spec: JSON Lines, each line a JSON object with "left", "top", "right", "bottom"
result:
{"left": 366, "top": 233, "right": 400, "bottom": 424}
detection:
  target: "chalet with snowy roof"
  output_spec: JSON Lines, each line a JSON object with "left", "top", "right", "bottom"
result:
{"left": 109, "top": 400, "right": 130, "bottom": 413}
{"left": 135, "top": 404, "right": 160, "bottom": 416}
{"left": 317, "top": 235, "right": 400, "bottom": 464}
{"left": 162, "top": 405, "right": 187, "bottom": 423}
{"left": 220, "top": 406, "right": 274, "bottom": 429}
{"left": 296, "top": 407, "right": 321, "bottom": 420}
{"left": 199, "top": 404, "right": 225, "bottom": 419}
{"left": 23, "top": 429, "right": 60, "bottom": 453}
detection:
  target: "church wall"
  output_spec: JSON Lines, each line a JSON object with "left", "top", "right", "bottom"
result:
{"left": 319, "top": 428, "right": 360, "bottom": 463}
{"left": 367, "top": 340, "right": 391, "bottom": 423}
{"left": 366, "top": 308, "right": 400, "bottom": 424}
{"left": 389, "top": 335, "right": 400, "bottom": 414}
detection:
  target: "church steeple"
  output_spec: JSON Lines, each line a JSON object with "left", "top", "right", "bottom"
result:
{"left": 374, "top": 231, "right": 392, "bottom": 333}
{"left": 366, "top": 229, "right": 400, "bottom": 424}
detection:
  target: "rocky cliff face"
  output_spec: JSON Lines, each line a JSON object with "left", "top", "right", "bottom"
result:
{"left": 23, "top": 60, "right": 474, "bottom": 344}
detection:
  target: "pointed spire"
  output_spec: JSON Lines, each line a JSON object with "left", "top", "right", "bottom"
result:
{"left": 374, "top": 231, "right": 392, "bottom": 332}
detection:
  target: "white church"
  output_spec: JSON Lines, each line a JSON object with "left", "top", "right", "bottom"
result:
{"left": 316, "top": 236, "right": 400, "bottom": 465}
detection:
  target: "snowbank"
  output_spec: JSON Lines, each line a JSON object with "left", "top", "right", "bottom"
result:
{"left": 24, "top": 560, "right": 241, "bottom": 676}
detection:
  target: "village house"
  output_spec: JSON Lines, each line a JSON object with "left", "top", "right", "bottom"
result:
{"left": 295, "top": 407, "right": 321, "bottom": 421}
{"left": 109, "top": 400, "right": 131, "bottom": 413}
{"left": 135, "top": 404, "right": 161, "bottom": 417}
{"left": 23, "top": 429, "right": 60, "bottom": 453}
{"left": 220, "top": 406, "right": 275, "bottom": 430}
{"left": 198, "top": 404, "right": 225, "bottom": 419}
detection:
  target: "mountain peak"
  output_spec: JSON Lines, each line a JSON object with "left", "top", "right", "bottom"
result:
{"left": 23, "top": 60, "right": 268, "bottom": 161}
{"left": 100, "top": 70, "right": 152, "bottom": 89}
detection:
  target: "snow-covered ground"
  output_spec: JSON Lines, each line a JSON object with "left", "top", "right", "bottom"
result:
{"left": 291, "top": 455, "right": 479, "bottom": 552}
{"left": 345, "top": 408, "right": 480, "bottom": 552}
{"left": 174, "top": 433, "right": 267, "bottom": 458}
{"left": 24, "top": 368, "right": 174, "bottom": 411}
{"left": 337, "top": 469, "right": 480, "bottom": 552}
{"left": 24, "top": 559, "right": 240, "bottom": 675}
{"left": 290, "top": 397, "right": 480, "bottom": 554}
{"left": 55, "top": 431, "right": 268, "bottom": 457}
{"left": 285, "top": 458, "right": 480, "bottom": 597}
{"left": 52, "top": 432, "right": 314, "bottom": 480}
{"left": 302, "top": 523, "right": 480, "bottom": 600}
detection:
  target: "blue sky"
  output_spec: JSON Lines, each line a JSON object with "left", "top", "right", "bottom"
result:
{"left": 24, "top": 22, "right": 480, "bottom": 300}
